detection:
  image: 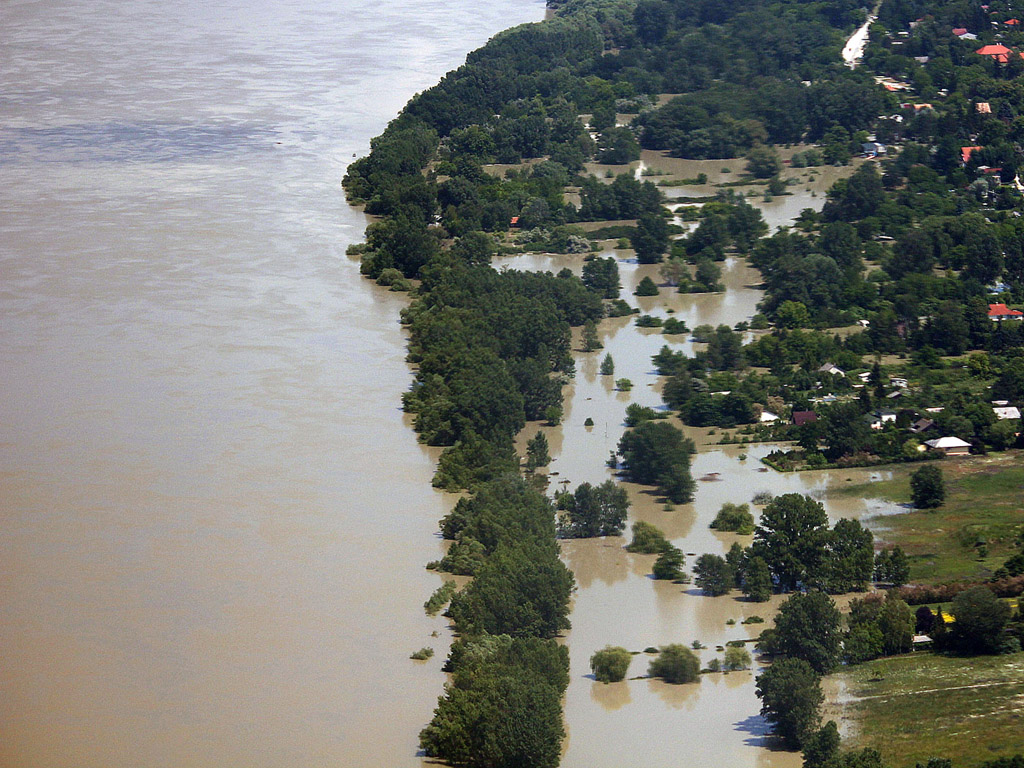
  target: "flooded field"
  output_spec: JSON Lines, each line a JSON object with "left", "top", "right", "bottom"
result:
{"left": 500, "top": 160, "right": 889, "bottom": 768}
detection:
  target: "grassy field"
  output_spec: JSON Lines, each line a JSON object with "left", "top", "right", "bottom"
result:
{"left": 837, "top": 651, "right": 1024, "bottom": 768}
{"left": 830, "top": 452, "right": 1024, "bottom": 583}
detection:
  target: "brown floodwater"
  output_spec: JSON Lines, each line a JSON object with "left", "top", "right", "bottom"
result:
{"left": 0, "top": 1, "right": 546, "bottom": 767}
{"left": 501, "top": 163, "right": 893, "bottom": 768}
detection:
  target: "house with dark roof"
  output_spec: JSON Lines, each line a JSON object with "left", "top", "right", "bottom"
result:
{"left": 792, "top": 410, "right": 817, "bottom": 427}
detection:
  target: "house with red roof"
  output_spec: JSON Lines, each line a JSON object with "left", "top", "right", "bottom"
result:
{"left": 962, "top": 145, "right": 984, "bottom": 164}
{"left": 989, "top": 303, "right": 1024, "bottom": 321}
{"left": 976, "top": 43, "right": 1013, "bottom": 62}
{"left": 1007, "top": 18, "right": 1020, "bottom": 25}
{"left": 953, "top": 27, "right": 968, "bottom": 35}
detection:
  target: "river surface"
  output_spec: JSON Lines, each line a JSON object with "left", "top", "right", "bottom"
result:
{"left": 0, "top": 2, "right": 546, "bottom": 767}
{"left": 1, "top": 3, "right": 894, "bottom": 767}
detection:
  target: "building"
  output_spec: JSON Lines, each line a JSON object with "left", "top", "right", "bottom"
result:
{"left": 862, "top": 141, "right": 887, "bottom": 156}
{"left": 975, "top": 43, "right": 1013, "bottom": 62}
{"left": 817, "top": 363, "right": 845, "bottom": 376}
{"left": 977, "top": 102, "right": 992, "bottom": 113}
{"left": 962, "top": 145, "right": 984, "bottom": 165}
{"left": 890, "top": 376, "right": 909, "bottom": 388}
{"left": 792, "top": 410, "right": 817, "bottom": 427}
{"left": 994, "top": 405, "right": 1022, "bottom": 420}
{"left": 924, "top": 436, "right": 972, "bottom": 456}
{"left": 759, "top": 410, "right": 779, "bottom": 423}
{"left": 988, "top": 303, "right": 1024, "bottom": 321}
{"left": 909, "top": 418, "right": 936, "bottom": 434}
{"left": 866, "top": 410, "right": 898, "bottom": 430}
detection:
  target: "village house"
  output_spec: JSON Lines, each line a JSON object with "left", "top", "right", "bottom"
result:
{"left": 962, "top": 145, "right": 984, "bottom": 165}
{"left": 909, "top": 418, "right": 936, "bottom": 434}
{"left": 759, "top": 410, "right": 779, "bottom": 424}
{"left": 862, "top": 141, "right": 887, "bottom": 156}
{"left": 817, "top": 362, "right": 845, "bottom": 376}
{"left": 925, "top": 436, "right": 972, "bottom": 456}
{"left": 994, "top": 405, "right": 1022, "bottom": 420}
{"left": 890, "top": 376, "right": 909, "bottom": 388}
{"left": 989, "top": 303, "right": 1024, "bottom": 321}
{"left": 866, "top": 410, "right": 897, "bottom": 430}
{"left": 975, "top": 43, "right": 1012, "bottom": 62}
{"left": 792, "top": 410, "right": 817, "bottom": 427}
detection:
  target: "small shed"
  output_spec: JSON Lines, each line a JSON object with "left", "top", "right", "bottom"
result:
{"left": 994, "top": 406, "right": 1022, "bottom": 420}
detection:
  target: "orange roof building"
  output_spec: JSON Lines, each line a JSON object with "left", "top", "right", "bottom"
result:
{"left": 1006, "top": 18, "right": 1020, "bottom": 25}
{"left": 976, "top": 43, "right": 1013, "bottom": 62}
{"left": 989, "top": 303, "right": 1024, "bottom": 320}
{"left": 962, "top": 145, "right": 983, "bottom": 164}
{"left": 977, "top": 102, "right": 992, "bottom": 113}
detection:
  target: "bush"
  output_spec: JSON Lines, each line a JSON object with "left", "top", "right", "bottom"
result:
{"left": 425, "top": 580, "right": 458, "bottom": 616}
{"left": 710, "top": 502, "right": 755, "bottom": 534}
{"left": 723, "top": 646, "right": 752, "bottom": 671}
{"left": 648, "top": 644, "right": 701, "bottom": 683}
{"left": 590, "top": 646, "right": 632, "bottom": 683}
{"left": 411, "top": 647, "right": 434, "bottom": 660}
{"left": 625, "top": 521, "right": 671, "bottom": 554}
{"left": 634, "top": 276, "right": 660, "bottom": 296}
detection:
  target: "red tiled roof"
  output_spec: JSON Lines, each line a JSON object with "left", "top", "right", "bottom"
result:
{"left": 952, "top": 27, "right": 968, "bottom": 35}
{"left": 976, "top": 43, "right": 1013, "bottom": 62}
{"left": 1007, "top": 18, "right": 1020, "bottom": 25}
{"left": 989, "top": 303, "right": 1024, "bottom": 317}
{"left": 962, "top": 145, "right": 983, "bottom": 164}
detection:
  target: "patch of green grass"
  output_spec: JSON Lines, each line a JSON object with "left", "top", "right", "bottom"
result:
{"left": 837, "top": 651, "right": 1024, "bottom": 768}
{"left": 829, "top": 453, "right": 1024, "bottom": 584}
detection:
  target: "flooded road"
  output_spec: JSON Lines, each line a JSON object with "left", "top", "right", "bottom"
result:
{"left": 0, "top": 1, "right": 545, "bottom": 767}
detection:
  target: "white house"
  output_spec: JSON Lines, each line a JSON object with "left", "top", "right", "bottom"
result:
{"left": 866, "top": 410, "right": 897, "bottom": 429}
{"left": 994, "top": 406, "right": 1022, "bottom": 420}
{"left": 759, "top": 410, "right": 779, "bottom": 423}
{"left": 925, "top": 436, "right": 972, "bottom": 456}
{"left": 818, "top": 363, "right": 845, "bottom": 376}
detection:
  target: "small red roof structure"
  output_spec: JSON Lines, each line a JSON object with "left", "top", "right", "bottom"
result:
{"left": 962, "top": 145, "right": 983, "bottom": 164}
{"left": 509, "top": 216, "right": 520, "bottom": 227}
{"left": 952, "top": 27, "right": 968, "bottom": 35}
{"left": 976, "top": 43, "right": 1013, "bottom": 62}
{"left": 792, "top": 410, "right": 818, "bottom": 427}
{"left": 989, "top": 303, "right": 1024, "bottom": 319}
{"left": 1007, "top": 18, "right": 1020, "bottom": 25}
{"left": 977, "top": 101, "right": 992, "bottom": 113}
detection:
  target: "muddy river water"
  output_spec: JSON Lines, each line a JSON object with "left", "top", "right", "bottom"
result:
{"left": 1, "top": 3, "right": 891, "bottom": 767}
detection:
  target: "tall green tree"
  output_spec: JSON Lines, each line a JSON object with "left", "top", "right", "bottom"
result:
{"left": 759, "top": 591, "right": 842, "bottom": 674}
{"left": 751, "top": 493, "right": 829, "bottom": 592}
{"left": 756, "top": 658, "right": 823, "bottom": 749}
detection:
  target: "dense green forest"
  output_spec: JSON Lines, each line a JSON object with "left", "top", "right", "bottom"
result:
{"left": 346, "top": 0, "right": 1024, "bottom": 762}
